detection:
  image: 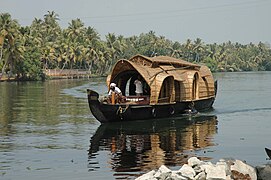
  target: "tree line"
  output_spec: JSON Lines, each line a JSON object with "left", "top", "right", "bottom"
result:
{"left": 1, "top": 11, "right": 271, "bottom": 80}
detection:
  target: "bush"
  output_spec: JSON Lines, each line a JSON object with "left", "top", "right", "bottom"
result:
{"left": 15, "top": 47, "right": 45, "bottom": 81}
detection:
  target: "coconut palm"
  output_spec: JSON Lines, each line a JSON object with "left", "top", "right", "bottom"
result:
{"left": 193, "top": 38, "right": 205, "bottom": 62}
{"left": 66, "top": 18, "right": 86, "bottom": 42}
{"left": 105, "top": 33, "right": 125, "bottom": 71}
{"left": 83, "top": 46, "right": 99, "bottom": 74}
{"left": 182, "top": 39, "right": 194, "bottom": 62}
{"left": 168, "top": 41, "right": 182, "bottom": 58}
{"left": 0, "top": 13, "right": 23, "bottom": 76}
{"left": 43, "top": 11, "right": 61, "bottom": 42}
{"left": 86, "top": 27, "right": 100, "bottom": 44}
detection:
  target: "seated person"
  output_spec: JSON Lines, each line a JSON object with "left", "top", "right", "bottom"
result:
{"left": 108, "top": 83, "right": 125, "bottom": 103}
{"left": 108, "top": 83, "right": 122, "bottom": 96}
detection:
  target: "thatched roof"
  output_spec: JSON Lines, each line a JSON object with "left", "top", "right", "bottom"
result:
{"left": 109, "top": 55, "right": 202, "bottom": 86}
{"left": 128, "top": 54, "right": 200, "bottom": 68}
{"left": 150, "top": 55, "right": 200, "bottom": 68}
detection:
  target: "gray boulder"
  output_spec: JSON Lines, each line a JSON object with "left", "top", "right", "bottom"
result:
{"left": 256, "top": 164, "right": 271, "bottom": 180}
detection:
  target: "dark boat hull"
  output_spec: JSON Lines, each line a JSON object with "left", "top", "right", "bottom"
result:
{"left": 87, "top": 89, "right": 215, "bottom": 123}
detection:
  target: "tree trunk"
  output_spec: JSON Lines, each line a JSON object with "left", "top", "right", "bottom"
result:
{"left": 1, "top": 52, "right": 10, "bottom": 75}
{"left": 0, "top": 47, "right": 3, "bottom": 64}
{"left": 61, "top": 60, "right": 67, "bottom": 70}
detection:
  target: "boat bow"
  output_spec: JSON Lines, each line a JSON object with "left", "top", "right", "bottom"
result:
{"left": 87, "top": 89, "right": 108, "bottom": 123}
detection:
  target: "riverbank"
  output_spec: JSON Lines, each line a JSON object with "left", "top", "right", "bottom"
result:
{"left": 136, "top": 157, "right": 270, "bottom": 180}
{"left": 0, "top": 76, "right": 15, "bottom": 82}
{"left": 0, "top": 69, "right": 106, "bottom": 82}
{"left": 44, "top": 69, "right": 92, "bottom": 79}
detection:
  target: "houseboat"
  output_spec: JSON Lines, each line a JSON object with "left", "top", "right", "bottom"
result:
{"left": 87, "top": 54, "right": 217, "bottom": 123}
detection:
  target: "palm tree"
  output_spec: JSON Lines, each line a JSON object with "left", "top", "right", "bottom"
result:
{"left": 168, "top": 41, "right": 182, "bottom": 58}
{"left": 0, "top": 13, "right": 22, "bottom": 76}
{"left": 86, "top": 27, "right": 100, "bottom": 44}
{"left": 30, "top": 18, "right": 43, "bottom": 46}
{"left": 193, "top": 38, "right": 205, "bottom": 62}
{"left": 83, "top": 46, "right": 99, "bottom": 74}
{"left": 66, "top": 18, "right": 86, "bottom": 42}
{"left": 106, "top": 33, "right": 123, "bottom": 71}
{"left": 43, "top": 11, "right": 61, "bottom": 42}
{"left": 182, "top": 39, "right": 194, "bottom": 61}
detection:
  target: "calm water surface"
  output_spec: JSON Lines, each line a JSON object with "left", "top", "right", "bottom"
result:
{"left": 0, "top": 72, "right": 271, "bottom": 180}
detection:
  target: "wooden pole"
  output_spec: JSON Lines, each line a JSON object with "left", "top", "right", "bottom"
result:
{"left": 111, "top": 92, "right": 115, "bottom": 105}
{"left": 0, "top": 36, "right": 4, "bottom": 47}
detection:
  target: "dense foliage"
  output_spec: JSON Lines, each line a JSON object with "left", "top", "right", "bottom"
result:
{"left": 1, "top": 12, "right": 271, "bottom": 80}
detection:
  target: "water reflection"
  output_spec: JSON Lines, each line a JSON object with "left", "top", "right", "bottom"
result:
{"left": 0, "top": 79, "right": 95, "bottom": 174}
{"left": 88, "top": 115, "right": 218, "bottom": 178}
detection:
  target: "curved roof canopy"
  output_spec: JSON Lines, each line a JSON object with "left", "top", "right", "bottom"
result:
{"left": 109, "top": 54, "right": 202, "bottom": 86}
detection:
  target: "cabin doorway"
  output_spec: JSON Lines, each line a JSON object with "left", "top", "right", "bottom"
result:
{"left": 192, "top": 73, "right": 199, "bottom": 100}
{"left": 114, "top": 70, "right": 150, "bottom": 96}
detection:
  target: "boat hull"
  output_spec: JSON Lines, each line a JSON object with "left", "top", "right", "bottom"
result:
{"left": 87, "top": 89, "right": 215, "bottom": 123}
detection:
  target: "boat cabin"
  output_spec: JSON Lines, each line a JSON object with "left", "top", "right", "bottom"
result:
{"left": 106, "top": 55, "right": 216, "bottom": 105}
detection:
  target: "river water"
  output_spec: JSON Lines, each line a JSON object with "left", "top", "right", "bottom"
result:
{"left": 0, "top": 72, "right": 271, "bottom": 180}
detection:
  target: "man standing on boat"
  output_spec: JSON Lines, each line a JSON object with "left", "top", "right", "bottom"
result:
{"left": 134, "top": 76, "right": 143, "bottom": 96}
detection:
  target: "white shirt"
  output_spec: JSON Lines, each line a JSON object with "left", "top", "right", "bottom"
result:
{"left": 108, "top": 87, "right": 122, "bottom": 95}
{"left": 134, "top": 80, "right": 143, "bottom": 94}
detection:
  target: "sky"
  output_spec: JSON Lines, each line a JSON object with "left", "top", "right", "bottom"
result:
{"left": 1, "top": 0, "right": 271, "bottom": 44}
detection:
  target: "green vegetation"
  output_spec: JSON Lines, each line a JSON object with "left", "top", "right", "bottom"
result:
{"left": 1, "top": 12, "right": 271, "bottom": 81}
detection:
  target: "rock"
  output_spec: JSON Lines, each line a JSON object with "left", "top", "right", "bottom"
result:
{"left": 154, "top": 165, "right": 172, "bottom": 180}
{"left": 135, "top": 170, "right": 156, "bottom": 180}
{"left": 231, "top": 170, "right": 252, "bottom": 180}
{"left": 219, "top": 159, "right": 234, "bottom": 176}
{"left": 170, "top": 171, "right": 188, "bottom": 180}
{"left": 188, "top": 157, "right": 202, "bottom": 167}
{"left": 216, "top": 161, "right": 231, "bottom": 176}
{"left": 193, "top": 165, "right": 204, "bottom": 174}
{"left": 136, "top": 157, "right": 260, "bottom": 180}
{"left": 230, "top": 160, "right": 257, "bottom": 180}
{"left": 201, "top": 163, "right": 227, "bottom": 180}
{"left": 177, "top": 164, "right": 196, "bottom": 179}
{"left": 256, "top": 164, "right": 271, "bottom": 180}
{"left": 194, "top": 172, "right": 206, "bottom": 180}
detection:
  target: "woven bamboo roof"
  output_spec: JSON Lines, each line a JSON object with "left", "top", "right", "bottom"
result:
{"left": 109, "top": 54, "right": 210, "bottom": 86}
{"left": 150, "top": 56, "right": 200, "bottom": 67}
{"left": 108, "top": 54, "right": 215, "bottom": 104}
{"left": 129, "top": 54, "right": 200, "bottom": 68}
